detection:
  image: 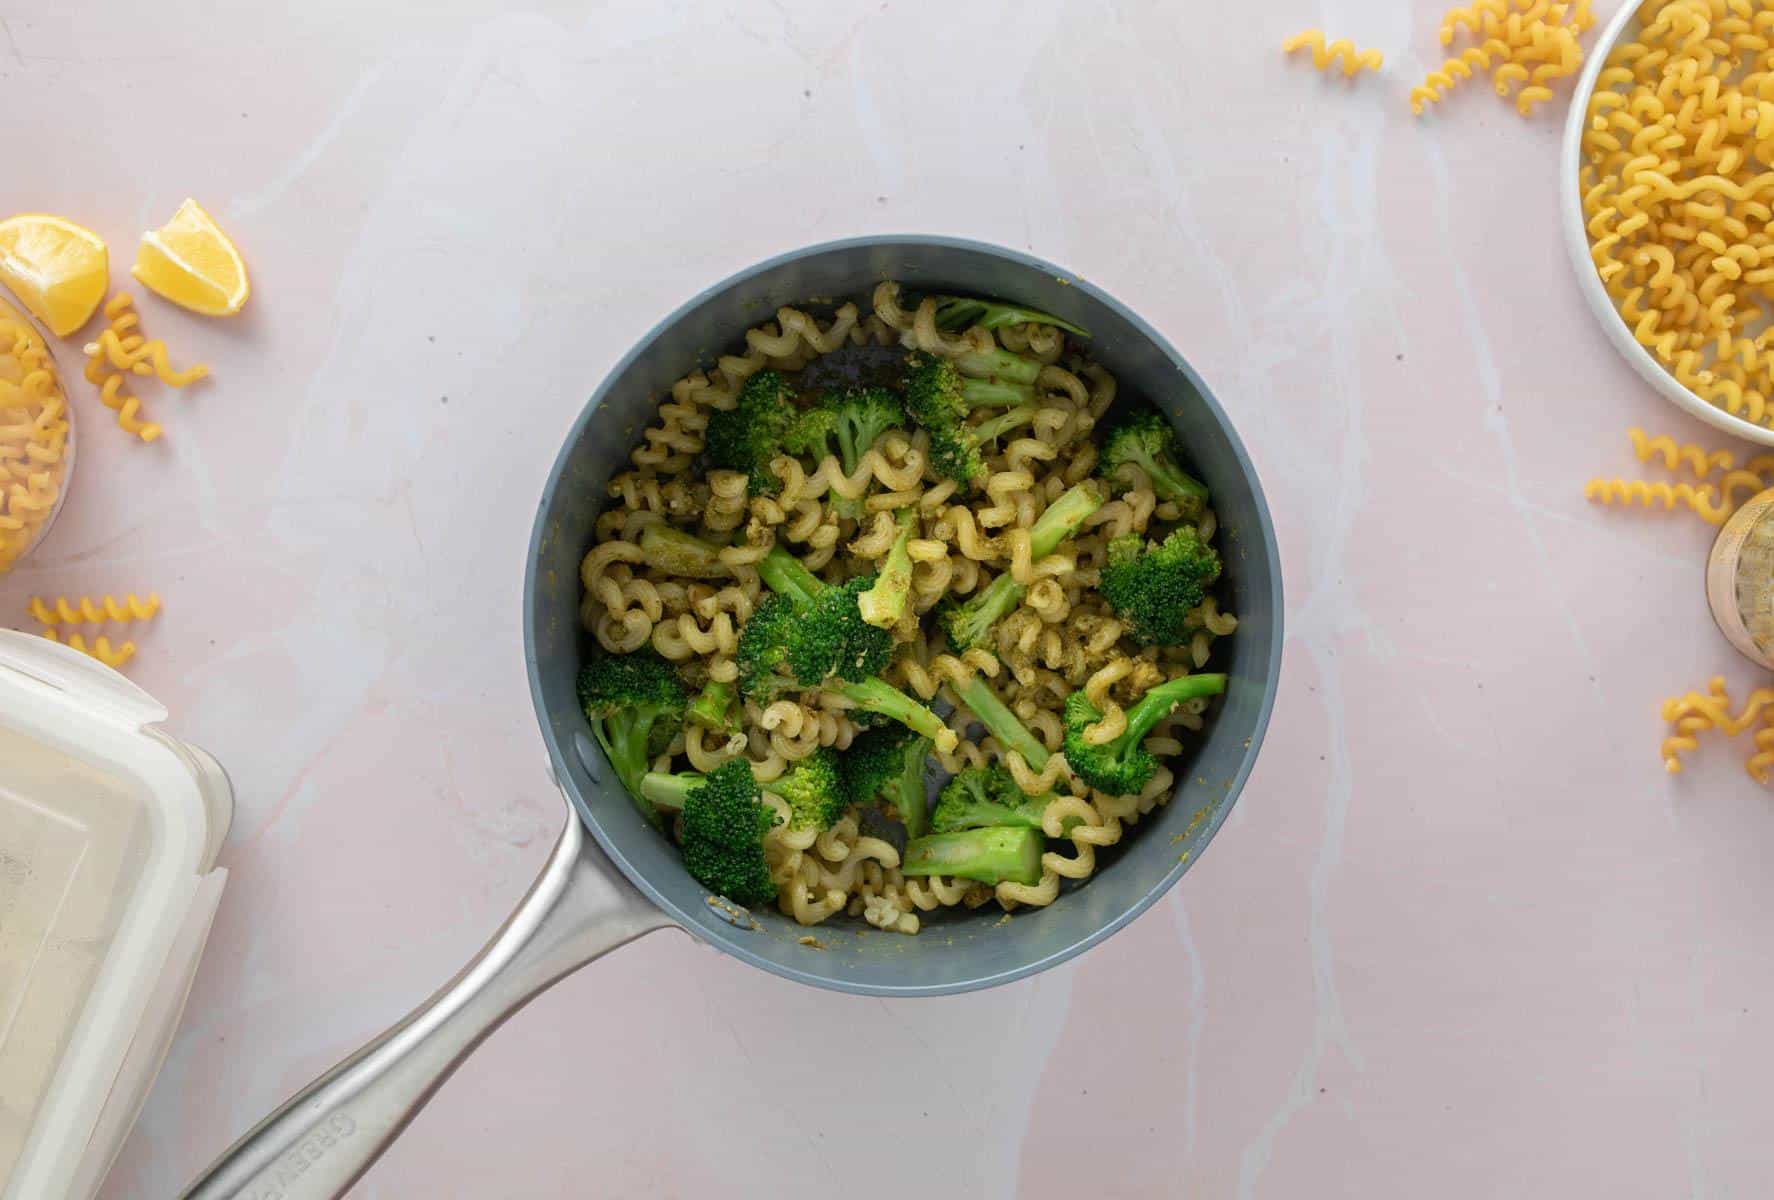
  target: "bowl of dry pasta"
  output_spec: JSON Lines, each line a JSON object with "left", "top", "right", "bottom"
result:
{"left": 0, "top": 298, "right": 75, "bottom": 574}
{"left": 527, "top": 235, "right": 1283, "bottom": 994}
{"left": 1565, "top": 0, "right": 1774, "bottom": 444}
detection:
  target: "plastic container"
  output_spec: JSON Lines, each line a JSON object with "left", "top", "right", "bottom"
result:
{"left": 0, "top": 629, "right": 231, "bottom": 1199}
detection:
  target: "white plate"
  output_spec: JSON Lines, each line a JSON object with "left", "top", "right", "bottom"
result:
{"left": 1559, "top": 0, "right": 1774, "bottom": 447}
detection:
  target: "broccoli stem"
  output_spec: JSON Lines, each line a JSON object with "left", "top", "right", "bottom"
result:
{"left": 1122, "top": 673, "right": 1228, "bottom": 744}
{"left": 858, "top": 510, "right": 916, "bottom": 628}
{"left": 1030, "top": 482, "right": 1105, "bottom": 560}
{"left": 950, "top": 574, "right": 1025, "bottom": 646}
{"left": 687, "top": 679, "right": 734, "bottom": 731}
{"left": 952, "top": 675, "right": 1050, "bottom": 771}
{"left": 961, "top": 378, "right": 1035, "bottom": 408}
{"left": 954, "top": 346, "right": 1042, "bottom": 386}
{"left": 835, "top": 677, "right": 959, "bottom": 753}
{"left": 1142, "top": 453, "right": 1210, "bottom": 505}
{"left": 971, "top": 407, "right": 1037, "bottom": 446}
{"left": 756, "top": 545, "right": 826, "bottom": 609}
{"left": 639, "top": 525, "right": 730, "bottom": 579}
{"left": 639, "top": 771, "right": 704, "bottom": 811}
{"left": 902, "top": 827, "right": 1044, "bottom": 886}
{"left": 893, "top": 741, "right": 930, "bottom": 840}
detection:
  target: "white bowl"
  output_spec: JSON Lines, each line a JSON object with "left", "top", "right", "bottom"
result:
{"left": 1559, "top": 0, "right": 1774, "bottom": 447}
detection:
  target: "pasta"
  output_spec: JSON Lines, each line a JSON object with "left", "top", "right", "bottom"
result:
{"left": 81, "top": 292, "right": 208, "bottom": 442}
{"left": 1660, "top": 675, "right": 1774, "bottom": 780}
{"left": 29, "top": 593, "right": 162, "bottom": 626}
{"left": 577, "top": 283, "right": 1236, "bottom": 934}
{"left": 39, "top": 629, "right": 136, "bottom": 670}
{"left": 0, "top": 299, "right": 72, "bottom": 574}
{"left": 1282, "top": 29, "right": 1384, "bottom": 77}
{"left": 1579, "top": 0, "right": 1774, "bottom": 427}
{"left": 1628, "top": 425, "right": 1740, "bottom": 477}
{"left": 1413, "top": 0, "right": 1592, "bottom": 116}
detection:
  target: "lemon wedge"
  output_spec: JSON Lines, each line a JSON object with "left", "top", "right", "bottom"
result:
{"left": 131, "top": 199, "right": 249, "bottom": 316}
{"left": 0, "top": 214, "right": 110, "bottom": 336}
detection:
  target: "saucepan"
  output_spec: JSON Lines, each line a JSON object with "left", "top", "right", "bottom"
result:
{"left": 180, "top": 235, "right": 1283, "bottom": 1199}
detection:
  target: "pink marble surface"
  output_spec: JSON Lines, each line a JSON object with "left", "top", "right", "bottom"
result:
{"left": 4, "top": 1, "right": 1772, "bottom": 1195}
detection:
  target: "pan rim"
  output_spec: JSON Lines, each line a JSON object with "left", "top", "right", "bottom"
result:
{"left": 524, "top": 233, "right": 1284, "bottom": 996}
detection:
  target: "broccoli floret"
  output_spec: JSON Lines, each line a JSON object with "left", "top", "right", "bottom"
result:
{"left": 932, "top": 294, "right": 1090, "bottom": 338}
{"left": 930, "top": 764, "right": 1049, "bottom": 833}
{"left": 858, "top": 509, "right": 916, "bottom": 628}
{"left": 1096, "top": 404, "right": 1209, "bottom": 519}
{"left": 639, "top": 760, "right": 779, "bottom": 907}
{"left": 772, "top": 746, "right": 847, "bottom": 831}
{"left": 1063, "top": 673, "right": 1228, "bottom": 796}
{"left": 687, "top": 678, "right": 736, "bottom": 732}
{"left": 902, "top": 827, "right": 1044, "bottom": 886}
{"left": 936, "top": 482, "right": 1104, "bottom": 651}
{"left": 1098, "top": 527, "right": 1223, "bottom": 646}
{"left": 577, "top": 651, "right": 690, "bottom": 824}
{"left": 782, "top": 386, "right": 906, "bottom": 518}
{"left": 949, "top": 675, "right": 1053, "bottom": 772}
{"left": 903, "top": 353, "right": 1040, "bottom": 484}
{"left": 842, "top": 724, "right": 932, "bottom": 838}
{"left": 704, "top": 369, "right": 798, "bottom": 496}
{"left": 728, "top": 546, "right": 957, "bottom": 751}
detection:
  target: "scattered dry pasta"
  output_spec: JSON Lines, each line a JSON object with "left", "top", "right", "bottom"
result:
{"left": 1579, "top": 0, "right": 1774, "bottom": 428}
{"left": 579, "top": 282, "right": 1236, "bottom": 934}
{"left": 1585, "top": 426, "right": 1774, "bottom": 524}
{"left": 29, "top": 592, "right": 161, "bottom": 626}
{"left": 1282, "top": 29, "right": 1384, "bottom": 77}
{"left": 1413, "top": 0, "right": 1593, "bottom": 116}
{"left": 1660, "top": 675, "right": 1774, "bottom": 780}
{"left": 80, "top": 292, "right": 208, "bottom": 442}
{"left": 0, "top": 299, "right": 72, "bottom": 574}
{"left": 39, "top": 628, "right": 136, "bottom": 670}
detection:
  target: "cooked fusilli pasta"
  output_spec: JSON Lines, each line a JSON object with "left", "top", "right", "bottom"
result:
{"left": 577, "top": 283, "right": 1236, "bottom": 934}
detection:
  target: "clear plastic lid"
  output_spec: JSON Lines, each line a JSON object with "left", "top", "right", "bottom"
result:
{"left": 0, "top": 631, "right": 230, "bottom": 1199}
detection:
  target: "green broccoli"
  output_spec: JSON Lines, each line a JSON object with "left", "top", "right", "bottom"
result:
{"left": 1098, "top": 527, "right": 1223, "bottom": 646}
{"left": 952, "top": 345, "right": 1042, "bottom": 386}
{"left": 1096, "top": 403, "right": 1209, "bottom": 519}
{"left": 841, "top": 724, "right": 932, "bottom": 838}
{"left": 902, "top": 827, "right": 1044, "bottom": 886}
{"left": 783, "top": 386, "right": 905, "bottom": 517}
{"left": 638, "top": 760, "right": 779, "bottom": 906}
{"left": 772, "top": 746, "right": 847, "bottom": 831}
{"left": 932, "top": 294, "right": 1090, "bottom": 338}
{"left": 1063, "top": 673, "right": 1228, "bottom": 797}
{"left": 903, "top": 353, "right": 1041, "bottom": 484}
{"left": 949, "top": 675, "right": 1053, "bottom": 773}
{"left": 643, "top": 750, "right": 843, "bottom": 836}
{"left": 576, "top": 651, "right": 689, "bottom": 825}
{"left": 929, "top": 764, "right": 1049, "bottom": 833}
{"left": 687, "top": 678, "right": 736, "bottom": 732}
{"left": 704, "top": 368, "right": 799, "bottom": 496}
{"left": 640, "top": 531, "right": 951, "bottom": 750}
{"left": 858, "top": 509, "right": 916, "bottom": 628}
{"left": 638, "top": 524, "right": 733, "bottom": 580}
{"left": 686, "top": 541, "right": 956, "bottom": 752}
{"left": 937, "top": 481, "right": 1104, "bottom": 651}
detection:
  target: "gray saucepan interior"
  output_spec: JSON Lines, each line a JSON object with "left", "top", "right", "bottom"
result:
{"left": 524, "top": 235, "right": 1282, "bottom": 997}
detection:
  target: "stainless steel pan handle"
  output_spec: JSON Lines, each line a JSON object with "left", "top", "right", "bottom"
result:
{"left": 180, "top": 811, "right": 672, "bottom": 1200}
